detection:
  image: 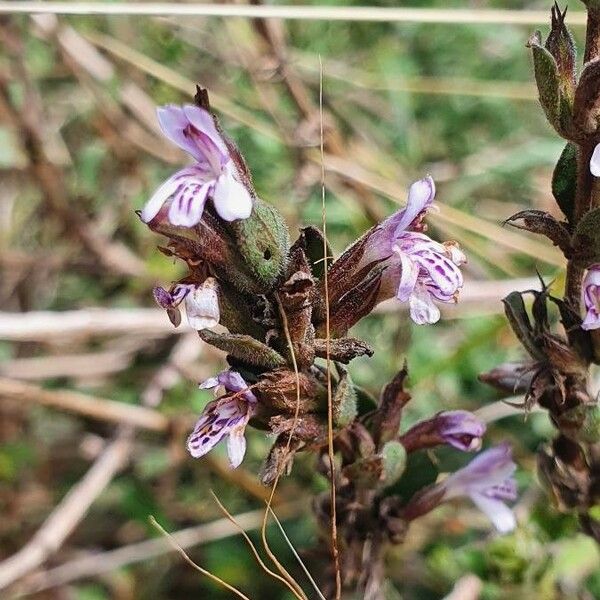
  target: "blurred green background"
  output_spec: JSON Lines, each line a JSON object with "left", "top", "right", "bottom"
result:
{"left": 1, "top": 1, "right": 599, "bottom": 598}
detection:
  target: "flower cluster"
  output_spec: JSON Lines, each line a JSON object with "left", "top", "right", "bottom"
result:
{"left": 360, "top": 176, "right": 465, "bottom": 324}
{"left": 141, "top": 97, "right": 515, "bottom": 557}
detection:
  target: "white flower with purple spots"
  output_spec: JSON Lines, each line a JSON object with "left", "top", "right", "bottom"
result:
{"left": 362, "top": 176, "right": 465, "bottom": 325}
{"left": 581, "top": 264, "right": 600, "bottom": 330}
{"left": 141, "top": 104, "right": 253, "bottom": 227}
{"left": 187, "top": 370, "right": 257, "bottom": 468}
{"left": 153, "top": 278, "right": 220, "bottom": 330}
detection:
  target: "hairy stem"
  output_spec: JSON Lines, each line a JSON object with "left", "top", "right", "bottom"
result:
{"left": 584, "top": 5, "right": 600, "bottom": 63}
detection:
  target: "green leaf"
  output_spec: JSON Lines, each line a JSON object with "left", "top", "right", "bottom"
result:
{"left": 552, "top": 142, "right": 577, "bottom": 223}
{"left": 528, "top": 32, "right": 561, "bottom": 125}
{"left": 381, "top": 440, "right": 407, "bottom": 487}
{"left": 198, "top": 329, "right": 286, "bottom": 369}
{"left": 573, "top": 207, "right": 600, "bottom": 262}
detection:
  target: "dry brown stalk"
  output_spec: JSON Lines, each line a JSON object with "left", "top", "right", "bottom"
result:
{"left": 0, "top": 377, "right": 170, "bottom": 432}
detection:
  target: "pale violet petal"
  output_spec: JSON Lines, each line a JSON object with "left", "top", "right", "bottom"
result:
{"left": 409, "top": 285, "right": 440, "bottom": 325}
{"left": 591, "top": 143, "right": 600, "bottom": 177}
{"left": 168, "top": 182, "right": 211, "bottom": 227}
{"left": 212, "top": 170, "right": 253, "bottom": 222}
{"left": 226, "top": 428, "right": 247, "bottom": 468}
{"left": 141, "top": 171, "right": 185, "bottom": 223}
{"left": 186, "top": 400, "right": 229, "bottom": 458}
{"left": 412, "top": 248, "right": 463, "bottom": 297}
{"left": 395, "top": 249, "right": 419, "bottom": 301}
{"left": 445, "top": 443, "right": 515, "bottom": 496}
{"left": 182, "top": 104, "right": 228, "bottom": 155}
{"left": 582, "top": 307, "right": 600, "bottom": 330}
{"left": 199, "top": 376, "right": 220, "bottom": 390}
{"left": 394, "top": 175, "right": 436, "bottom": 234}
{"left": 470, "top": 493, "right": 516, "bottom": 533}
{"left": 157, "top": 105, "right": 204, "bottom": 160}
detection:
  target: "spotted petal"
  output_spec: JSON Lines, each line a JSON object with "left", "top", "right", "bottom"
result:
{"left": 187, "top": 397, "right": 248, "bottom": 460}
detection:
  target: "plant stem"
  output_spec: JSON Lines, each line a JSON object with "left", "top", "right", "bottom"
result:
{"left": 584, "top": 5, "right": 600, "bottom": 63}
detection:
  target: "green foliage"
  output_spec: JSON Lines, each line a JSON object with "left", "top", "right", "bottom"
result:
{"left": 552, "top": 142, "right": 578, "bottom": 223}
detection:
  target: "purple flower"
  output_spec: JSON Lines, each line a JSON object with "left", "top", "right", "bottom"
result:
{"left": 153, "top": 277, "right": 220, "bottom": 330}
{"left": 187, "top": 370, "right": 257, "bottom": 468}
{"left": 141, "top": 104, "right": 253, "bottom": 227}
{"left": 437, "top": 411, "right": 486, "bottom": 451}
{"left": 590, "top": 143, "right": 600, "bottom": 177}
{"left": 403, "top": 443, "right": 517, "bottom": 533}
{"left": 581, "top": 264, "right": 600, "bottom": 330}
{"left": 362, "top": 176, "right": 465, "bottom": 325}
{"left": 442, "top": 443, "right": 517, "bottom": 532}
{"left": 399, "top": 410, "right": 485, "bottom": 453}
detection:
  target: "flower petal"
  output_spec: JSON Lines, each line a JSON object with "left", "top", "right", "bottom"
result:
{"left": 186, "top": 399, "right": 230, "bottom": 458}
{"left": 470, "top": 492, "right": 516, "bottom": 533}
{"left": 438, "top": 410, "right": 486, "bottom": 452}
{"left": 168, "top": 181, "right": 211, "bottom": 227}
{"left": 227, "top": 426, "right": 247, "bottom": 468}
{"left": 157, "top": 105, "right": 207, "bottom": 161}
{"left": 182, "top": 104, "right": 229, "bottom": 155}
{"left": 412, "top": 247, "right": 463, "bottom": 297}
{"left": 212, "top": 169, "right": 253, "bottom": 221}
{"left": 591, "top": 143, "right": 600, "bottom": 177}
{"left": 409, "top": 284, "right": 441, "bottom": 325}
{"left": 445, "top": 443, "right": 516, "bottom": 497}
{"left": 582, "top": 265, "right": 600, "bottom": 330}
{"left": 393, "top": 176, "right": 436, "bottom": 234}
{"left": 141, "top": 170, "right": 188, "bottom": 223}
{"left": 199, "top": 376, "right": 221, "bottom": 391}
{"left": 395, "top": 250, "right": 419, "bottom": 301}
{"left": 184, "top": 278, "right": 220, "bottom": 330}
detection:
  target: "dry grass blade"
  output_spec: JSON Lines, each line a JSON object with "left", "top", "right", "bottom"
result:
{"left": 209, "top": 491, "right": 305, "bottom": 599}
{"left": 20, "top": 504, "right": 304, "bottom": 594}
{"left": 0, "top": 308, "right": 176, "bottom": 341}
{"left": 319, "top": 56, "right": 341, "bottom": 600}
{"left": 0, "top": 3, "right": 588, "bottom": 26}
{"left": 266, "top": 505, "right": 327, "bottom": 600}
{"left": 148, "top": 517, "right": 252, "bottom": 600}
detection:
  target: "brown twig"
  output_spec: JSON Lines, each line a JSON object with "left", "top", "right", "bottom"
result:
{"left": 0, "top": 332, "right": 202, "bottom": 591}
{"left": 0, "top": 377, "right": 170, "bottom": 431}
{"left": 0, "top": 426, "right": 133, "bottom": 591}
{"left": 18, "top": 502, "right": 304, "bottom": 595}
{"left": 0, "top": 21, "right": 145, "bottom": 279}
